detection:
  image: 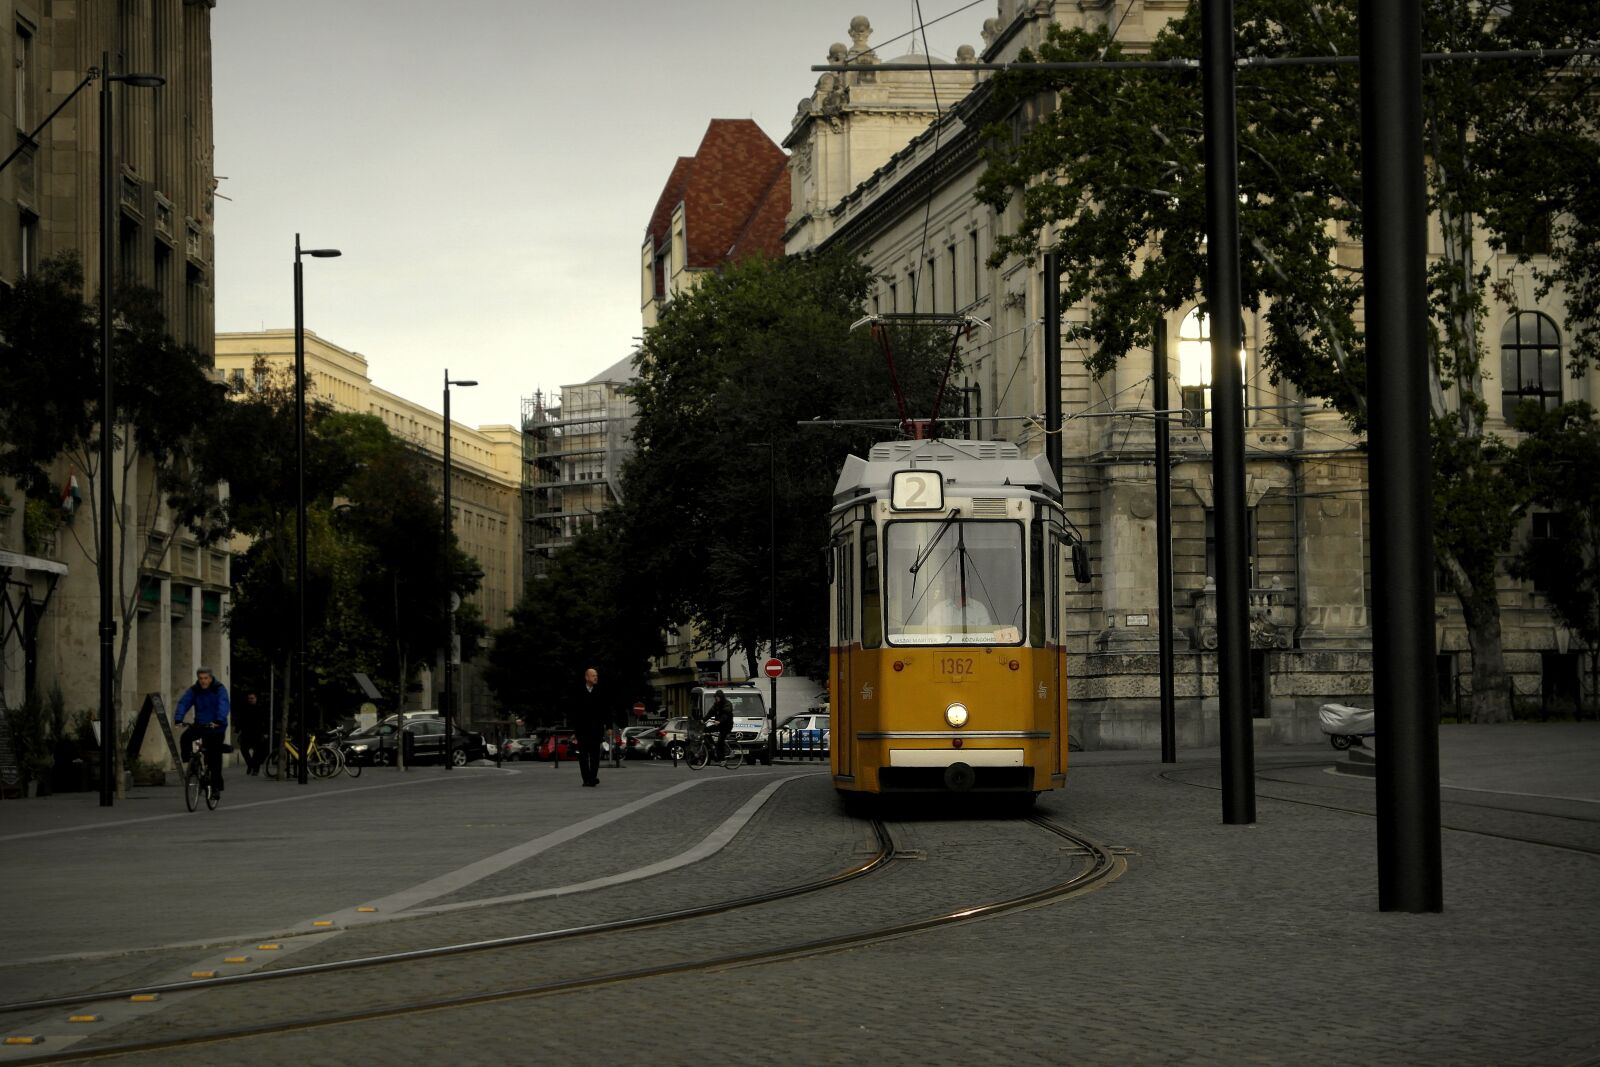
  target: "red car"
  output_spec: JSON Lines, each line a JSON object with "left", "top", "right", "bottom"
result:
{"left": 537, "top": 729, "right": 578, "bottom": 761}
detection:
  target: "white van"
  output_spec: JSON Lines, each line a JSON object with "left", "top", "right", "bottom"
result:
{"left": 689, "top": 683, "right": 770, "bottom": 754}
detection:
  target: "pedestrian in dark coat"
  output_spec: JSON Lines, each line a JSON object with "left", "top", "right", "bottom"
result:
{"left": 572, "top": 667, "right": 611, "bottom": 787}
{"left": 234, "top": 692, "right": 268, "bottom": 775}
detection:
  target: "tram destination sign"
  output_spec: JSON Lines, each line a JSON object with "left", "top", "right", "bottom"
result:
{"left": 890, "top": 469, "right": 944, "bottom": 511}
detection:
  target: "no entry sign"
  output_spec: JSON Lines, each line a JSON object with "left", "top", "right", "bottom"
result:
{"left": 763, "top": 658, "right": 784, "bottom": 678}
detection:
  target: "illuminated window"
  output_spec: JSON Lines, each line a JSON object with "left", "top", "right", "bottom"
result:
{"left": 1177, "top": 307, "right": 1248, "bottom": 428}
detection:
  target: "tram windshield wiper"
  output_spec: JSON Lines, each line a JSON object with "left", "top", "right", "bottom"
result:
{"left": 908, "top": 508, "right": 961, "bottom": 577}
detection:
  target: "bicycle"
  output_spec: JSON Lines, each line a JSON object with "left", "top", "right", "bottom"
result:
{"left": 685, "top": 724, "right": 743, "bottom": 771}
{"left": 182, "top": 735, "right": 226, "bottom": 812}
{"left": 264, "top": 732, "right": 339, "bottom": 780}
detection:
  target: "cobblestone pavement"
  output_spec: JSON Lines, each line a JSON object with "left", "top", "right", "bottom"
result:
{"left": 2, "top": 727, "right": 1597, "bottom": 1066}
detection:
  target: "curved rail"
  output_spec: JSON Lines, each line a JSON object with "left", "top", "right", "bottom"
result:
{"left": 2, "top": 817, "right": 1123, "bottom": 1064}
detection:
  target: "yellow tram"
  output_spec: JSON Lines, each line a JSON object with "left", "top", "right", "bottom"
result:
{"left": 827, "top": 438, "right": 1084, "bottom": 801}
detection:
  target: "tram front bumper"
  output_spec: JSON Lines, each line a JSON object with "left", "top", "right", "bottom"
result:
{"left": 879, "top": 748, "right": 1031, "bottom": 792}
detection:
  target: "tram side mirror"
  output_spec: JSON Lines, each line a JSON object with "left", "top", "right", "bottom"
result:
{"left": 1069, "top": 541, "right": 1091, "bottom": 585}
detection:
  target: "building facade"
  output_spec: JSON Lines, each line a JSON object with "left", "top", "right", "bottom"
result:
{"left": 785, "top": 3, "right": 1592, "bottom": 745}
{"left": 215, "top": 329, "right": 522, "bottom": 724}
{"left": 1, "top": 2, "right": 222, "bottom": 759}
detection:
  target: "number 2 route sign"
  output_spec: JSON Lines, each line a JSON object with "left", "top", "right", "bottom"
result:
{"left": 763, "top": 658, "right": 784, "bottom": 679}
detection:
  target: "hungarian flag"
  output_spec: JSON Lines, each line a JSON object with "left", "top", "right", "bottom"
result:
{"left": 60, "top": 472, "right": 81, "bottom": 517}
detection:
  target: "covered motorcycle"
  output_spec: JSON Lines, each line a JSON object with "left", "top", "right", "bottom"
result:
{"left": 1318, "top": 703, "right": 1375, "bottom": 750}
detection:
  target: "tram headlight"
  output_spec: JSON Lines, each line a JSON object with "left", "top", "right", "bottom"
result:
{"left": 945, "top": 703, "right": 969, "bottom": 728}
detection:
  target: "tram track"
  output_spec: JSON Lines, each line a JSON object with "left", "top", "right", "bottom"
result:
{"left": 0, "top": 814, "right": 1123, "bottom": 1064}
{"left": 1158, "top": 760, "right": 1600, "bottom": 856}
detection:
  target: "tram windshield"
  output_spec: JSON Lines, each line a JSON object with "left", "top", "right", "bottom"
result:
{"left": 883, "top": 520, "right": 1025, "bottom": 645}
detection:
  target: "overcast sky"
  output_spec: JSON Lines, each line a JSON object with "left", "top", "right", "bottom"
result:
{"left": 212, "top": 1, "right": 987, "bottom": 429}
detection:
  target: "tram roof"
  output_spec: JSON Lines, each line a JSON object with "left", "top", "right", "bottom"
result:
{"left": 832, "top": 438, "right": 1060, "bottom": 506}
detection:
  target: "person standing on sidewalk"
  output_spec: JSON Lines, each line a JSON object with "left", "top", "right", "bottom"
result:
{"left": 174, "top": 667, "right": 230, "bottom": 800}
{"left": 572, "top": 667, "right": 611, "bottom": 787}
{"left": 234, "top": 691, "right": 267, "bottom": 775}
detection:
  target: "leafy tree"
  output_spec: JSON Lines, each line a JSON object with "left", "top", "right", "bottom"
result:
{"left": 1507, "top": 401, "right": 1600, "bottom": 713}
{"left": 975, "top": 0, "right": 1600, "bottom": 721}
{"left": 621, "top": 249, "right": 952, "bottom": 679}
{"left": 218, "top": 373, "right": 480, "bottom": 728}
{"left": 485, "top": 520, "right": 660, "bottom": 725}
{"left": 0, "top": 254, "right": 228, "bottom": 716}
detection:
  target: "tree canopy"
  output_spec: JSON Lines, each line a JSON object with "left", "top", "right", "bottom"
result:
{"left": 976, "top": 0, "right": 1600, "bottom": 720}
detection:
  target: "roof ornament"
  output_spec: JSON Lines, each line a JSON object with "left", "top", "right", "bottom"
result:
{"left": 848, "top": 16, "right": 878, "bottom": 81}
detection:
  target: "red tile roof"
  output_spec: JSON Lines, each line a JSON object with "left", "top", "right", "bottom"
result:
{"left": 644, "top": 119, "right": 790, "bottom": 269}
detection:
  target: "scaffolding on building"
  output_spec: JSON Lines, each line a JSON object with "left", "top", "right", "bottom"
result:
{"left": 521, "top": 381, "right": 634, "bottom": 583}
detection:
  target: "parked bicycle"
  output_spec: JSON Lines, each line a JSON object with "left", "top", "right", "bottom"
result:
{"left": 182, "top": 735, "right": 225, "bottom": 812}
{"left": 264, "top": 732, "right": 340, "bottom": 780}
{"left": 685, "top": 722, "right": 743, "bottom": 771}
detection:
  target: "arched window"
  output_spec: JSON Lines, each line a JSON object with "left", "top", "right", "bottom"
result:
{"left": 1500, "top": 312, "right": 1562, "bottom": 416}
{"left": 1176, "top": 308, "right": 1247, "bottom": 428}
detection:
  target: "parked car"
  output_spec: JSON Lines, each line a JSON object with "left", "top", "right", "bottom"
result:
{"left": 621, "top": 725, "right": 662, "bottom": 760}
{"left": 499, "top": 737, "right": 539, "bottom": 761}
{"left": 342, "top": 715, "right": 489, "bottom": 767}
{"left": 656, "top": 717, "right": 692, "bottom": 760}
{"left": 778, "top": 712, "right": 830, "bottom": 752}
{"left": 537, "top": 728, "right": 578, "bottom": 761}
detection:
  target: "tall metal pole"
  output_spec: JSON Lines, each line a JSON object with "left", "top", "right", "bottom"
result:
{"left": 97, "top": 53, "right": 116, "bottom": 807}
{"left": 293, "top": 236, "right": 309, "bottom": 785}
{"left": 767, "top": 442, "right": 777, "bottom": 765}
{"left": 1043, "top": 253, "right": 1063, "bottom": 479}
{"left": 443, "top": 372, "right": 453, "bottom": 771}
{"left": 1153, "top": 327, "right": 1178, "bottom": 763}
{"left": 1201, "top": 0, "right": 1255, "bottom": 823}
{"left": 1360, "top": 0, "right": 1443, "bottom": 912}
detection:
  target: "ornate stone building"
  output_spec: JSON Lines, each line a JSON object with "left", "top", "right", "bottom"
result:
{"left": 1, "top": 2, "right": 221, "bottom": 746}
{"left": 785, "top": 3, "right": 1591, "bottom": 746}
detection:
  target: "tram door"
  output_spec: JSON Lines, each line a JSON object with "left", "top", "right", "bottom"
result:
{"left": 833, "top": 534, "right": 854, "bottom": 779}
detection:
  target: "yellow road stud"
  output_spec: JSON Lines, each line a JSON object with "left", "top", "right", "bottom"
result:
{"left": 129, "top": 994, "right": 160, "bottom": 1003}
{"left": 256, "top": 943, "right": 281, "bottom": 951}
{"left": 67, "top": 1015, "right": 101, "bottom": 1024}
{"left": 4, "top": 1037, "right": 44, "bottom": 1046}
{"left": 190, "top": 970, "right": 217, "bottom": 979}
{"left": 311, "top": 920, "right": 334, "bottom": 927}
{"left": 224, "top": 956, "right": 250, "bottom": 964}
{"left": 357, "top": 906, "right": 377, "bottom": 913}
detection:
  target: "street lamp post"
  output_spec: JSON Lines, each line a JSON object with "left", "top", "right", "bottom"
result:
{"left": 747, "top": 442, "right": 777, "bottom": 765}
{"left": 442, "top": 372, "right": 477, "bottom": 770}
{"left": 293, "top": 235, "right": 341, "bottom": 785}
{"left": 97, "top": 54, "right": 165, "bottom": 808}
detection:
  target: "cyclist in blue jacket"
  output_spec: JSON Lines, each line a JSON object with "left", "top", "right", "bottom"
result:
{"left": 174, "top": 667, "right": 230, "bottom": 799}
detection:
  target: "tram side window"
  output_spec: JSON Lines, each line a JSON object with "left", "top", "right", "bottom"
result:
{"left": 1029, "top": 517, "right": 1047, "bottom": 648}
{"left": 861, "top": 524, "right": 882, "bottom": 648}
{"left": 837, "top": 539, "right": 855, "bottom": 646}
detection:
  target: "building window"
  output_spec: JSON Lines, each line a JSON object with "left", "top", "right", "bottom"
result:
{"left": 949, "top": 244, "right": 958, "bottom": 312}
{"left": 1500, "top": 311, "right": 1562, "bottom": 417}
{"left": 14, "top": 23, "right": 33, "bottom": 134}
{"left": 1177, "top": 307, "right": 1247, "bottom": 428}
{"left": 1527, "top": 512, "right": 1565, "bottom": 594}
{"left": 888, "top": 279, "right": 897, "bottom": 313}
{"left": 19, "top": 210, "right": 38, "bottom": 277}
{"left": 1205, "top": 507, "right": 1257, "bottom": 587}
{"left": 1505, "top": 212, "right": 1553, "bottom": 257}
{"left": 971, "top": 231, "right": 982, "bottom": 302}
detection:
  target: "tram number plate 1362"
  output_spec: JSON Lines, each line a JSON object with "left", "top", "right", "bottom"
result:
{"left": 939, "top": 657, "right": 976, "bottom": 678}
